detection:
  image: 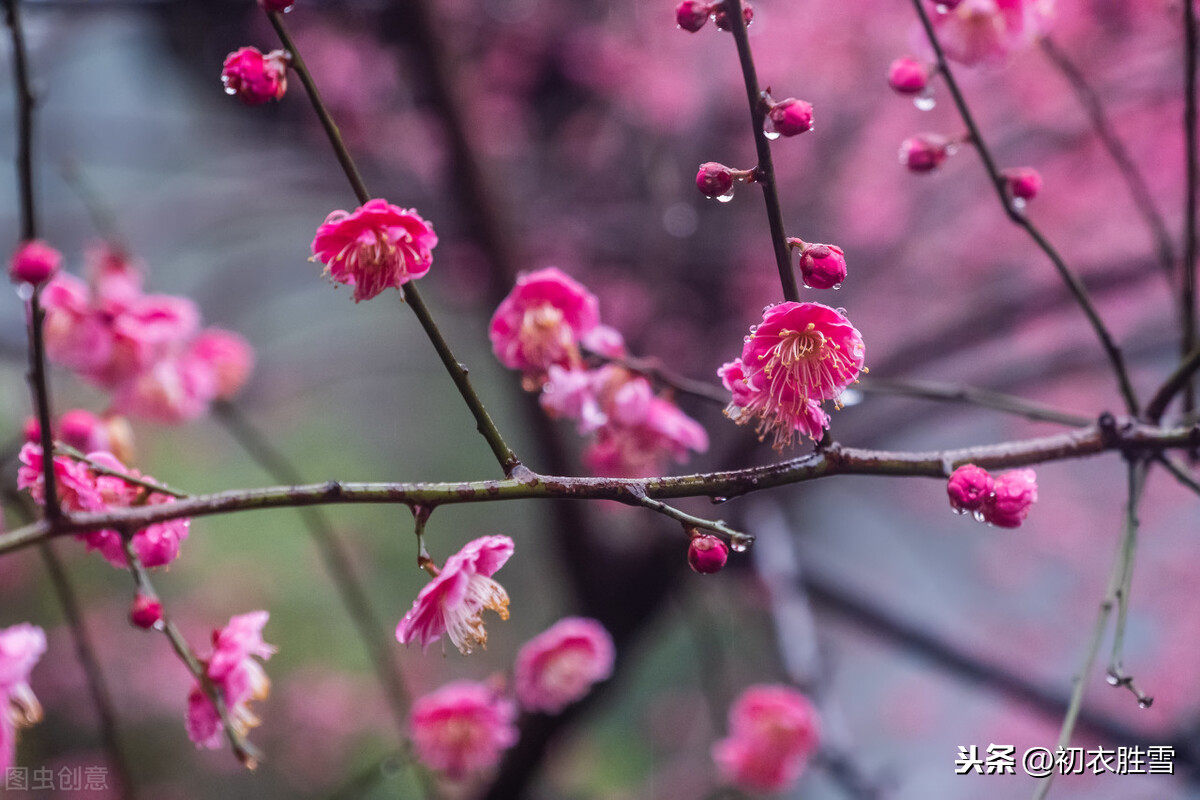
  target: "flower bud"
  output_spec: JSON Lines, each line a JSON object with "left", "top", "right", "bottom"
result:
{"left": 1003, "top": 167, "right": 1042, "bottom": 201}
{"left": 798, "top": 243, "right": 847, "bottom": 290}
{"left": 129, "top": 593, "right": 164, "bottom": 630}
{"left": 676, "top": 0, "right": 710, "bottom": 32}
{"left": 765, "top": 98, "right": 814, "bottom": 138}
{"left": 22, "top": 417, "right": 40, "bottom": 444}
{"left": 221, "top": 47, "right": 289, "bottom": 106}
{"left": 887, "top": 57, "right": 929, "bottom": 94}
{"left": 9, "top": 240, "right": 61, "bottom": 286}
{"left": 688, "top": 534, "right": 729, "bottom": 574}
{"left": 713, "top": 1, "right": 753, "bottom": 31}
{"left": 947, "top": 464, "right": 993, "bottom": 513}
{"left": 58, "top": 409, "right": 110, "bottom": 453}
{"left": 258, "top": 0, "right": 295, "bottom": 11}
{"left": 899, "top": 134, "right": 949, "bottom": 173}
{"left": 982, "top": 469, "right": 1038, "bottom": 528}
{"left": 696, "top": 162, "right": 735, "bottom": 199}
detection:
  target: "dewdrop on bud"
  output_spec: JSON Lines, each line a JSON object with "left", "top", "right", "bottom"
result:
{"left": 764, "top": 98, "right": 813, "bottom": 139}
{"left": 899, "top": 134, "right": 950, "bottom": 173}
{"left": 696, "top": 162, "right": 736, "bottom": 201}
{"left": 9, "top": 240, "right": 61, "bottom": 287}
{"left": 676, "top": 0, "right": 710, "bottom": 32}
{"left": 688, "top": 531, "right": 729, "bottom": 574}
{"left": 797, "top": 243, "right": 847, "bottom": 290}
{"left": 947, "top": 464, "right": 993, "bottom": 514}
{"left": 258, "top": 0, "right": 295, "bottom": 11}
{"left": 712, "top": 0, "right": 753, "bottom": 31}
{"left": 129, "top": 593, "right": 164, "bottom": 630}
{"left": 1003, "top": 167, "right": 1042, "bottom": 206}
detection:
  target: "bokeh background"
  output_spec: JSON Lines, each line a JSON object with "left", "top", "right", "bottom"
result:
{"left": 1, "top": 0, "right": 1198, "bottom": 798}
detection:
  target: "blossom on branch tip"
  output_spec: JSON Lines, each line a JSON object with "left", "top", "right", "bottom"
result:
{"left": 982, "top": 468, "right": 1038, "bottom": 528}
{"left": 310, "top": 199, "right": 437, "bottom": 303}
{"left": 887, "top": 56, "right": 930, "bottom": 94}
{"left": 396, "top": 536, "right": 515, "bottom": 655}
{"left": 791, "top": 240, "right": 847, "bottom": 290}
{"left": 765, "top": 98, "right": 814, "bottom": 138}
{"left": 900, "top": 133, "right": 951, "bottom": 173}
{"left": 514, "top": 617, "right": 615, "bottom": 714}
{"left": 0, "top": 623, "right": 46, "bottom": 775}
{"left": 720, "top": 302, "right": 864, "bottom": 450}
{"left": 129, "top": 593, "right": 164, "bottom": 630}
{"left": 186, "top": 611, "right": 276, "bottom": 751}
{"left": 1003, "top": 166, "right": 1042, "bottom": 202}
{"left": 489, "top": 267, "right": 599, "bottom": 382}
{"left": 9, "top": 240, "right": 60, "bottom": 286}
{"left": 676, "top": 0, "right": 710, "bottom": 32}
{"left": 688, "top": 533, "right": 729, "bottom": 574}
{"left": 696, "top": 162, "right": 735, "bottom": 200}
{"left": 221, "top": 47, "right": 289, "bottom": 106}
{"left": 713, "top": 684, "right": 821, "bottom": 794}
{"left": 410, "top": 681, "right": 517, "bottom": 778}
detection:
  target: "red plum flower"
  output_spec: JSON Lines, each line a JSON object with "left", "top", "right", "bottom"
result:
{"left": 794, "top": 241, "right": 848, "bottom": 290}
{"left": 982, "top": 468, "right": 1038, "bottom": 528}
{"left": 311, "top": 199, "right": 437, "bottom": 303}
{"left": 9, "top": 240, "right": 61, "bottom": 286}
{"left": 931, "top": 0, "right": 1053, "bottom": 66}
{"left": 410, "top": 681, "right": 517, "bottom": 778}
{"left": 221, "top": 47, "right": 289, "bottom": 105}
{"left": 186, "top": 611, "right": 276, "bottom": 751}
{"left": 947, "top": 464, "right": 994, "bottom": 513}
{"left": 713, "top": 684, "right": 821, "bottom": 794}
{"left": 396, "top": 535, "right": 515, "bottom": 655}
{"left": 514, "top": 617, "right": 615, "bottom": 713}
{"left": 489, "top": 267, "right": 599, "bottom": 381}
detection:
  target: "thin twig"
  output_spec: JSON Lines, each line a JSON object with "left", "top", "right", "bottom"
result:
{"left": 54, "top": 444, "right": 190, "bottom": 499}
{"left": 910, "top": 0, "right": 1140, "bottom": 416}
{"left": 1186, "top": 0, "right": 1199, "bottom": 414}
{"left": 265, "top": 11, "right": 519, "bottom": 475}
{"left": 1105, "top": 461, "right": 1152, "bottom": 707}
{"left": 1156, "top": 453, "right": 1200, "bottom": 495}
{"left": 118, "top": 531, "right": 263, "bottom": 769}
{"left": 722, "top": 0, "right": 800, "bottom": 302}
{"left": 1147, "top": 344, "right": 1200, "bottom": 423}
{"left": 625, "top": 485, "right": 751, "bottom": 548}
{"left": 3, "top": 417, "right": 1198, "bottom": 555}
{"left": 212, "top": 402, "right": 415, "bottom": 746}
{"left": 1039, "top": 37, "right": 1176, "bottom": 282}
{"left": 857, "top": 377, "right": 1092, "bottom": 427}
{"left": 1031, "top": 459, "right": 1146, "bottom": 800}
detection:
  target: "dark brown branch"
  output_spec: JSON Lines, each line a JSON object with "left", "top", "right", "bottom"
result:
{"left": 1186, "top": 0, "right": 1199, "bottom": 413}
{"left": 1146, "top": 344, "right": 1200, "bottom": 422}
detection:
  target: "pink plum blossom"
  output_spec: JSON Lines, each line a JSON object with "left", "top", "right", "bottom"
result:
{"left": 582, "top": 376, "right": 708, "bottom": 477}
{"left": 9, "top": 240, "right": 60, "bottom": 286}
{"left": 713, "top": 684, "right": 821, "bottom": 794}
{"left": 539, "top": 365, "right": 608, "bottom": 434}
{"left": 186, "top": 612, "right": 276, "bottom": 751}
{"left": 221, "top": 47, "right": 289, "bottom": 105}
{"left": 410, "top": 680, "right": 517, "bottom": 778}
{"left": 514, "top": 617, "right": 615, "bottom": 713}
{"left": 930, "top": 0, "right": 1054, "bottom": 66}
{"left": 0, "top": 623, "right": 46, "bottom": 775}
{"left": 188, "top": 328, "right": 255, "bottom": 399}
{"left": 396, "top": 535, "right": 515, "bottom": 655}
{"left": 311, "top": 199, "right": 437, "bottom": 302}
{"left": 489, "top": 267, "right": 600, "bottom": 379}
{"left": 982, "top": 468, "right": 1038, "bottom": 528}
{"left": 720, "top": 302, "right": 863, "bottom": 449}
{"left": 947, "top": 464, "right": 994, "bottom": 513}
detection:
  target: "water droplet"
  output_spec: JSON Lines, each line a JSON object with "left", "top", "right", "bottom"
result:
{"left": 1106, "top": 672, "right": 1121, "bottom": 686}
{"left": 1011, "top": 197, "right": 1027, "bottom": 212}
{"left": 802, "top": 281, "right": 812, "bottom": 289}
{"left": 834, "top": 307, "right": 847, "bottom": 316}
{"left": 748, "top": 325, "right": 758, "bottom": 333}
{"left": 833, "top": 283, "right": 842, "bottom": 290}
{"left": 16, "top": 283, "right": 33, "bottom": 301}
{"left": 840, "top": 388, "right": 864, "bottom": 407}
{"left": 716, "top": 187, "right": 735, "bottom": 203}
{"left": 762, "top": 303, "right": 776, "bottom": 313}
{"left": 946, "top": 144, "right": 960, "bottom": 156}
{"left": 935, "top": 2, "right": 949, "bottom": 12}
{"left": 728, "top": 532, "right": 754, "bottom": 552}
{"left": 763, "top": 129, "right": 781, "bottom": 141}
{"left": 914, "top": 91, "right": 936, "bottom": 112}
{"left": 711, "top": 496, "right": 730, "bottom": 505}
{"left": 223, "top": 86, "right": 237, "bottom": 96}
{"left": 952, "top": 507, "right": 969, "bottom": 516}
{"left": 1138, "top": 697, "right": 1154, "bottom": 709}
{"left": 972, "top": 510, "right": 986, "bottom": 523}
{"left": 743, "top": 336, "right": 751, "bottom": 343}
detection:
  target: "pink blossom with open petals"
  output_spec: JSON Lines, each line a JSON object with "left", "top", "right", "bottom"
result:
{"left": 311, "top": 199, "right": 437, "bottom": 302}
{"left": 110, "top": 350, "right": 219, "bottom": 424}
{"left": 0, "top": 623, "right": 46, "bottom": 774}
{"left": 539, "top": 365, "right": 608, "bottom": 434}
{"left": 930, "top": 0, "right": 1054, "bottom": 66}
{"left": 721, "top": 302, "right": 862, "bottom": 450}
{"left": 396, "top": 536, "right": 514, "bottom": 655}
{"left": 410, "top": 681, "right": 517, "bottom": 779}
{"left": 713, "top": 684, "right": 821, "bottom": 794}
{"left": 189, "top": 328, "right": 255, "bottom": 399}
{"left": 515, "top": 617, "right": 615, "bottom": 714}
{"left": 582, "top": 377, "right": 708, "bottom": 477}
{"left": 489, "top": 267, "right": 600, "bottom": 379}
{"left": 982, "top": 468, "right": 1038, "bottom": 528}
{"left": 187, "top": 611, "right": 275, "bottom": 751}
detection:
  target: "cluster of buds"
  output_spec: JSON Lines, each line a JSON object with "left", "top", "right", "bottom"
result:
{"left": 947, "top": 464, "right": 1039, "bottom": 528}
{"left": 676, "top": 0, "right": 753, "bottom": 33}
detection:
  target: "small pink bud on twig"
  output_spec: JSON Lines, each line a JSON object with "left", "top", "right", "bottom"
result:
{"left": 675, "top": 0, "right": 711, "bottom": 32}
{"left": 899, "top": 133, "right": 951, "bottom": 173}
{"left": 764, "top": 98, "right": 814, "bottom": 138}
{"left": 1002, "top": 167, "right": 1043, "bottom": 202}
{"left": 887, "top": 57, "right": 930, "bottom": 95}
{"left": 688, "top": 532, "right": 729, "bottom": 574}
{"left": 129, "top": 593, "right": 164, "bottom": 630}
{"left": 9, "top": 240, "right": 61, "bottom": 287}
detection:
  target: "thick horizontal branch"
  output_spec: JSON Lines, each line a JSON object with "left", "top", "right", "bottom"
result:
{"left": 2, "top": 418, "right": 1196, "bottom": 557}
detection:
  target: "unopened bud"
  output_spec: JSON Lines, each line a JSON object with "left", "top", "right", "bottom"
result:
{"left": 696, "top": 162, "right": 736, "bottom": 199}
{"left": 713, "top": 1, "right": 753, "bottom": 31}
{"left": 947, "top": 464, "right": 993, "bottom": 513}
{"left": 129, "top": 593, "right": 164, "bottom": 630}
{"left": 765, "top": 98, "right": 814, "bottom": 138}
{"left": 797, "top": 243, "right": 847, "bottom": 290}
{"left": 1003, "top": 167, "right": 1042, "bottom": 201}
{"left": 9, "top": 240, "right": 61, "bottom": 287}
{"left": 887, "top": 57, "right": 929, "bottom": 95}
{"left": 676, "top": 0, "right": 710, "bottom": 32}
{"left": 899, "top": 133, "right": 950, "bottom": 173}
{"left": 221, "top": 47, "right": 289, "bottom": 106}
{"left": 688, "top": 533, "right": 729, "bottom": 574}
